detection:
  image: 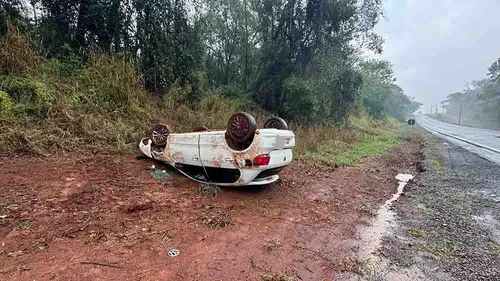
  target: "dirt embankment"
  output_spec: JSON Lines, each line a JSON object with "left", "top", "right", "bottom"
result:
{"left": 0, "top": 136, "right": 423, "bottom": 281}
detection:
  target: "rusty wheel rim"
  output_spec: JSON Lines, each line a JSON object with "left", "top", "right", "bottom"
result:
{"left": 152, "top": 125, "right": 170, "bottom": 145}
{"left": 229, "top": 115, "right": 250, "bottom": 139}
{"left": 266, "top": 119, "right": 282, "bottom": 129}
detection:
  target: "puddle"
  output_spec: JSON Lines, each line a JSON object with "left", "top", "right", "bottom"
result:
{"left": 348, "top": 174, "right": 455, "bottom": 281}
{"left": 359, "top": 173, "right": 414, "bottom": 260}
{"left": 473, "top": 211, "right": 500, "bottom": 243}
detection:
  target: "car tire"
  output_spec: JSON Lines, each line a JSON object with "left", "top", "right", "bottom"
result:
{"left": 264, "top": 116, "right": 288, "bottom": 130}
{"left": 151, "top": 123, "right": 171, "bottom": 146}
{"left": 227, "top": 112, "right": 257, "bottom": 143}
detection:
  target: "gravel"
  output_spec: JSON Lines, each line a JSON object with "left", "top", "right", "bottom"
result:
{"left": 378, "top": 132, "right": 500, "bottom": 281}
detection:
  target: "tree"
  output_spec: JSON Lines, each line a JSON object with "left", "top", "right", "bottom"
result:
{"left": 488, "top": 57, "right": 500, "bottom": 81}
{"left": 359, "top": 59, "right": 420, "bottom": 120}
{"left": 4, "top": 0, "right": 397, "bottom": 124}
{"left": 1, "top": 0, "right": 29, "bottom": 37}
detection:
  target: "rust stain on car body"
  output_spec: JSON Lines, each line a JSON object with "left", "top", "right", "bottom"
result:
{"left": 232, "top": 135, "right": 261, "bottom": 168}
{"left": 172, "top": 152, "right": 184, "bottom": 162}
{"left": 214, "top": 155, "right": 225, "bottom": 167}
{"left": 153, "top": 142, "right": 184, "bottom": 164}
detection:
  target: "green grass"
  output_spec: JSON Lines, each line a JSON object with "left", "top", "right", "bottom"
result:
{"left": 304, "top": 132, "right": 397, "bottom": 165}
{"left": 261, "top": 272, "right": 298, "bottom": 281}
{"left": 421, "top": 242, "right": 458, "bottom": 261}
{"left": 488, "top": 243, "right": 500, "bottom": 256}
{"left": 354, "top": 258, "right": 376, "bottom": 276}
{"left": 408, "top": 227, "right": 426, "bottom": 238}
{"left": 335, "top": 133, "right": 397, "bottom": 165}
{"left": 430, "top": 159, "right": 443, "bottom": 169}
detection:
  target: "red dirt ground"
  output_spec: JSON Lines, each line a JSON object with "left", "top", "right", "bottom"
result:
{"left": 0, "top": 141, "right": 421, "bottom": 281}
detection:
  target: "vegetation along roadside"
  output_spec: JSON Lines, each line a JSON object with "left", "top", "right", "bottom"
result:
{"left": 1, "top": 1, "right": 419, "bottom": 159}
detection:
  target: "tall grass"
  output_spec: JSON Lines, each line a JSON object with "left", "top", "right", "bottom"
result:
{"left": 0, "top": 27, "right": 259, "bottom": 154}
{"left": 293, "top": 115, "right": 399, "bottom": 165}
{"left": 0, "top": 25, "right": 39, "bottom": 75}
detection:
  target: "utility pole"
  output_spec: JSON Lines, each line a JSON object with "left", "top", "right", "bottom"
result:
{"left": 458, "top": 100, "right": 463, "bottom": 125}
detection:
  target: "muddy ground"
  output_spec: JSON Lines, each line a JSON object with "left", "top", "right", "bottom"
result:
{"left": 0, "top": 134, "right": 423, "bottom": 281}
{"left": 354, "top": 133, "right": 500, "bottom": 281}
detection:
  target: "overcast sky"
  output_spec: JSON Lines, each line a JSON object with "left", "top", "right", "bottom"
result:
{"left": 375, "top": 0, "right": 500, "bottom": 111}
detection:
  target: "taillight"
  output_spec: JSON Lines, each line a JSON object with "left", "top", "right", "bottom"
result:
{"left": 253, "top": 154, "right": 271, "bottom": 166}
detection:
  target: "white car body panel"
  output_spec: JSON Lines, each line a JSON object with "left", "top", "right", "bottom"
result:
{"left": 139, "top": 129, "right": 295, "bottom": 186}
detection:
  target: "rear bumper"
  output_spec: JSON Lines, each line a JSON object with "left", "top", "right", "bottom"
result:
{"left": 175, "top": 149, "right": 292, "bottom": 186}
{"left": 247, "top": 174, "right": 280, "bottom": 185}
{"left": 235, "top": 149, "right": 292, "bottom": 185}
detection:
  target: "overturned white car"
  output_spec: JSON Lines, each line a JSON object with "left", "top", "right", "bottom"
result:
{"left": 138, "top": 113, "right": 295, "bottom": 186}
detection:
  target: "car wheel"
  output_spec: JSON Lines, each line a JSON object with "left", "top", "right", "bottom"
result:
{"left": 264, "top": 116, "right": 288, "bottom": 130}
{"left": 151, "top": 123, "right": 171, "bottom": 146}
{"left": 227, "top": 112, "right": 257, "bottom": 143}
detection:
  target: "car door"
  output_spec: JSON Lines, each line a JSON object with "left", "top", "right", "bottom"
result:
{"left": 197, "top": 131, "right": 237, "bottom": 169}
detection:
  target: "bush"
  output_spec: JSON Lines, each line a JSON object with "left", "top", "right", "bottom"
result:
{"left": 0, "top": 76, "right": 55, "bottom": 116}
{"left": 281, "top": 76, "right": 316, "bottom": 121}
{"left": 0, "top": 90, "right": 13, "bottom": 117}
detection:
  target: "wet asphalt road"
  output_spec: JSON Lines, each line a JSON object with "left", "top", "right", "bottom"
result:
{"left": 416, "top": 115, "right": 500, "bottom": 165}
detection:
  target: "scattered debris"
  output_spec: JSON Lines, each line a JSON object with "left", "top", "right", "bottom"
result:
{"left": 199, "top": 183, "right": 220, "bottom": 197}
{"left": 19, "top": 220, "right": 32, "bottom": 229}
{"left": 263, "top": 239, "right": 282, "bottom": 251}
{"left": 201, "top": 208, "right": 232, "bottom": 228}
{"left": 168, "top": 248, "right": 180, "bottom": 257}
{"left": 261, "top": 271, "right": 298, "bottom": 281}
{"left": 150, "top": 169, "right": 171, "bottom": 180}
{"left": 7, "top": 250, "right": 23, "bottom": 257}
{"left": 80, "top": 261, "right": 122, "bottom": 268}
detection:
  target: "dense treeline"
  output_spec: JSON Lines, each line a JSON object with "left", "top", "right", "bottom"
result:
{"left": 0, "top": 0, "right": 419, "bottom": 126}
{"left": 442, "top": 57, "right": 500, "bottom": 129}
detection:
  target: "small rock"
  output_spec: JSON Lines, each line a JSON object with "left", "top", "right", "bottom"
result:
{"left": 7, "top": 250, "right": 23, "bottom": 257}
{"left": 416, "top": 161, "right": 426, "bottom": 173}
{"left": 150, "top": 165, "right": 156, "bottom": 169}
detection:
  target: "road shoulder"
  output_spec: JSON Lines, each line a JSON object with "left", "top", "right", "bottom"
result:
{"left": 363, "top": 132, "right": 500, "bottom": 281}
